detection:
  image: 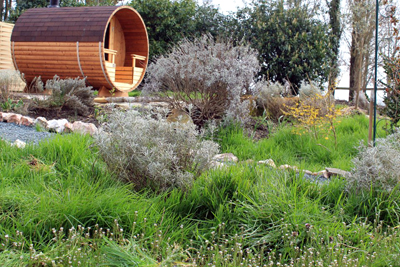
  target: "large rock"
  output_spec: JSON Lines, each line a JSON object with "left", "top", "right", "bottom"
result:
{"left": 1, "top": 112, "right": 13, "bottom": 122}
{"left": 6, "top": 114, "right": 22, "bottom": 124}
{"left": 64, "top": 122, "right": 74, "bottom": 133}
{"left": 314, "top": 170, "right": 329, "bottom": 179}
{"left": 34, "top": 117, "right": 48, "bottom": 130}
{"left": 326, "top": 168, "right": 351, "bottom": 179}
{"left": 20, "top": 116, "right": 34, "bottom": 126}
{"left": 72, "top": 121, "right": 98, "bottom": 136}
{"left": 167, "top": 109, "right": 193, "bottom": 124}
{"left": 47, "top": 119, "right": 69, "bottom": 133}
{"left": 209, "top": 153, "right": 239, "bottom": 169}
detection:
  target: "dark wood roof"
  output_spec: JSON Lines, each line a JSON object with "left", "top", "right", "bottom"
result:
{"left": 11, "top": 6, "right": 119, "bottom": 42}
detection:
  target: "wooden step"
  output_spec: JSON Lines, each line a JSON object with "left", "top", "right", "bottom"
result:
{"left": 115, "top": 66, "right": 133, "bottom": 83}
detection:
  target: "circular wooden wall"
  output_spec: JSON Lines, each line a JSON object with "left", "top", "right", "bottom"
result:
{"left": 11, "top": 6, "right": 148, "bottom": 93}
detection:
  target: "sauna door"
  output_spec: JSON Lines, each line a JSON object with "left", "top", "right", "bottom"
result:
{"left": 105, "top": 17, "right": 126, "bottom": 67}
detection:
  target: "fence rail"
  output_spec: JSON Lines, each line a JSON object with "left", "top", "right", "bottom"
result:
{"left": 335, "top": 87, "right": 386, "bottom": 91}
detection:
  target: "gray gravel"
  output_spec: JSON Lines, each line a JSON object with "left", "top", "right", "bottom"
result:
{"left": 0, "top": 122, "right": 55, "bottom": 145}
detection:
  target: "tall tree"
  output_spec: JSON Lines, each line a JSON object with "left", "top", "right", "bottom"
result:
{"left": 347, "top": 0, "right": 375, "bottom": 107}
{"left": 327, "top": 0, "right": 342, "bottom": 92}
{"left": 1, "top": 0, "right": 13, "bottom": 21}
{"left": 234, "top": 0, "right": 333, "bottom": 94}
{"left": 129, "top": 0, "right": 197, "bottom": 60}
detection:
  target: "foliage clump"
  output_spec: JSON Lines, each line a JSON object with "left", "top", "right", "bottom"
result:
{"left": 143, "top": 34, "right": 261, "bottom": 127}
{"left": 94, "top": 109, "right": 219, "bottom": 192}
{"left": 35, "top": 76, "right": 94, "bottom": 116}
{"left": 284, "top": 83, "right": 340, "bottom": 145}
{"left": 349, "top": 131, "right": 400, "bottom": 192}
{"left": 256, "top": 81, "right": 296, "bottom": 121}
{"left": 233, "top": 0, "right": 333, "bottom": 94}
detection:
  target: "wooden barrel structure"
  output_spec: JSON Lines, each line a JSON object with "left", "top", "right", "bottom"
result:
{"left": 11, "top": 6, "right": 148, "bottom": 96}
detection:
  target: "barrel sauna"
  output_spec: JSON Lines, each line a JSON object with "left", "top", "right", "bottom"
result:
{"left": 11, "top": 6, "right": 148, "bottom": 96}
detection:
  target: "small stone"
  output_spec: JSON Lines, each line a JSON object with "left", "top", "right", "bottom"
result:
{"left": 212, "top": 153, "right": 238, "bottom": 163}
{"left": 258, "top": 159, "right": 276, "bottom": 168}
{"left": 303, "top": 170, "right": 314, "bottom": 175}
{"left": 12, "top": 139, "right": 26, "bottom": 149}
{"left": 314, "top": 170, "right": 329, "bottom": 179}
{"left": 279, "top": 164, "right": 299, "bottom": 172}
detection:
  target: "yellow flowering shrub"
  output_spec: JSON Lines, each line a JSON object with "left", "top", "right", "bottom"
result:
{"left": 284, "top": 91, "right": 341, "bottom": 146}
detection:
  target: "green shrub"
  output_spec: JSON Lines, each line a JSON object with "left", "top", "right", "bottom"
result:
{"left": 94, "top": 110, "right": 219, "bottom": 191}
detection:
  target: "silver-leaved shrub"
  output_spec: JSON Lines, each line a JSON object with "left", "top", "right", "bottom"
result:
{"left": 349, "top": 131, "right": 400, "bottom": 192}
{"left": 94, "top": 109, "right": 220, "bottom": 192}
{"left": 142, "top": 34, "right": 261, "bottom": 127}
{"left": 35, "top": 76, "right": 94, "bottom": 115}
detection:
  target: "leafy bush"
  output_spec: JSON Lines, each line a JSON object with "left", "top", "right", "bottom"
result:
{"left": 234, "top": 0, "right": 333, "bottom": 94}
{"left": 143, "top": 34, "right": 261, "bottom": 127}
{"left": 94, "top": 109, "right": 219, "bottom": 192}
{"left": 35, "top": 76, "right": 94, "bottom": 115}
{"left": 349, "top": 131, "right": 400, "bottom": 192}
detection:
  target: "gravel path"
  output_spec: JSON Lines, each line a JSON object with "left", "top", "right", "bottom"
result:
{"left": 0, "top": 122, "right": 55, "bottom": 145}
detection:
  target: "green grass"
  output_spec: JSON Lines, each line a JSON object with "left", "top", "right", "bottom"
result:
{"left": 0, "top": 114, "right": 400, "bottom": 266}
{"left": 128, "top": 90, "right": 142, "bottom": 97}
{"left": 216, "top": 114, "right": 386, "bottom": 171}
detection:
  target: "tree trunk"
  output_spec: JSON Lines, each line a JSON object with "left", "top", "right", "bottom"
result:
{"left": 327, "top": 0, "right": 341, "bottom": 94}
{"left": 349, "top": 28, "right": 357, "bottom": 102}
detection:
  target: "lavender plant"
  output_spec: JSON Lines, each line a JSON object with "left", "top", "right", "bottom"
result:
{"left": 35, "top": 76, "right": 94, "bottom": 115}
{"left": 94, "top": 109, "right": 219, "bottom": 191}
{"left": 349, "top": 131, "right": 400, "bottom": 192}
{"left": 142, "top": 34, "right": 261, "bottom": 127}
